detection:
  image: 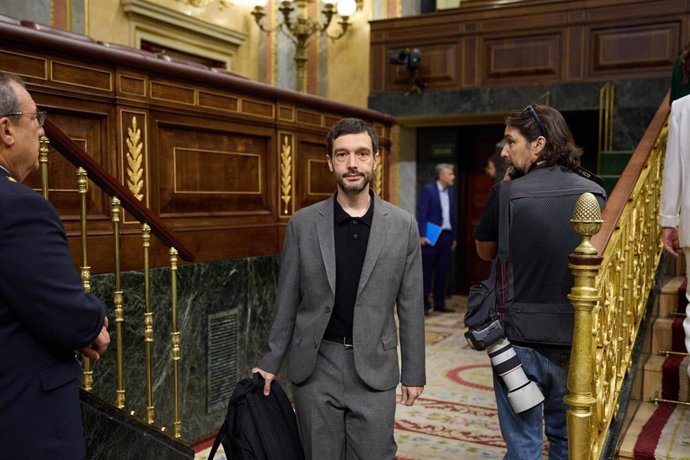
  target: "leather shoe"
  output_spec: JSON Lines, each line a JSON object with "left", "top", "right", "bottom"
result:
{"left": 435, "top": 307, "right": 454, "bottom": 313}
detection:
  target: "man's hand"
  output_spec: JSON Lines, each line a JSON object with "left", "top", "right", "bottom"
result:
{"left": 662, "top": 227, "right": 680, "bottom": 257}
{"left": 451, "top": 240, "right": 457, "bottom": 252}
{"left": 400, "top": 385, "right": 424, "bottom": 406}
{"left": 420, "top": 236, "right": 429, "bottom": 246}
{"left": 251, "top": 367, "right": 276, "bottom": 396}
{"left": 80, "top": 316, "right": 110, "bottom": 361}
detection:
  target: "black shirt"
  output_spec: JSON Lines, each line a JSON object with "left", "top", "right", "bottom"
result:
{"left": 324, "top": 192, "right": 374, "bottom": 338}
{"left": 473, "top": 181, "right": 500, "bottom": 242}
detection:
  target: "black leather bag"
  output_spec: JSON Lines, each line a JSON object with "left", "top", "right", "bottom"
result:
{"left": 465, "top": 182, "right": 511, "bottom": 330}
{"left": 464, "top": 260, "right": 499, "bottom": 329}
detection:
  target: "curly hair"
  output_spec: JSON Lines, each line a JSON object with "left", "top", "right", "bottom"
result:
{"left": 505, "top": 104, "right": 582, "bottom": 170}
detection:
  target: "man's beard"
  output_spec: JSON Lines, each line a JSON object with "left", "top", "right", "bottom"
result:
{"left": 335, "top": 168, "right": 373, "bottom": 194}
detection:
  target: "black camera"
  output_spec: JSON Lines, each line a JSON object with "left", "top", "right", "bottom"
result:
{"left": 465, "top": 319, "right": 545, "bottom": 413}
{"left": 388, "top": 48, "right": 421, "bottom": 69}
{"left": 464, "top": 317, "right": 505, "bottom": 351}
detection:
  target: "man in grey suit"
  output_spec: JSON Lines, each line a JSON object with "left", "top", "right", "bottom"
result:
{"left": 253, "top": 118, "right": 426, "bottom": 459}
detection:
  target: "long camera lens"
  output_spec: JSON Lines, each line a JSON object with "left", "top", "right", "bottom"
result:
{"left": 487, "top": 338, "right": 545, "bottom": 413}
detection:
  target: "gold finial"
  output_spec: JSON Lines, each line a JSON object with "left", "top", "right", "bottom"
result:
{"left": 570, "top": 192, "right": 603, "bottom": 256}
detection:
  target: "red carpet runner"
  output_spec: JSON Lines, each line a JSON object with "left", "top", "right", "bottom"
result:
{"left": 633, "top": 278, "right": 689, "bottom": 459}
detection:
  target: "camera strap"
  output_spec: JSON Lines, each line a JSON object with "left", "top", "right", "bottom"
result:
{"left": 495, "top": 181, "right": 511, "bottom": 321}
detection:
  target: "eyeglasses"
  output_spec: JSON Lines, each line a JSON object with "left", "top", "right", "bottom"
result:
{"left": 2, "top": 110, "right": 48, "bottom": 127}
{"left": 332, "top": 150, "right": 372, "bottom": 164}
{"left": 522, "top": 105, "right": 547, "bottom": 138}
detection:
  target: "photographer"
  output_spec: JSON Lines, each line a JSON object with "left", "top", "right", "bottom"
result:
{"left": 472, "top": 105, "right": 605, "bottom": 459}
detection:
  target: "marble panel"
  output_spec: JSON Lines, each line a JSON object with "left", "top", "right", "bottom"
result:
{"left": 87, "top": 255, "right": 281, "bottom": 443}
{"left": 82, "top": 389, "right": 194, "bottom": 460}
{"left": 368, "top": 78, "right": 669, "bottom": 117}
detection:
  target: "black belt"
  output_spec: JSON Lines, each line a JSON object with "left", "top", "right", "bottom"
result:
{"left": 323, "top": 335, "right": 353, "bottom": 347}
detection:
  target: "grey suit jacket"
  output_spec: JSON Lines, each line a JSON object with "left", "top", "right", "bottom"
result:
{"left": 258, "top": 193, "right": 426, "bottom": 391}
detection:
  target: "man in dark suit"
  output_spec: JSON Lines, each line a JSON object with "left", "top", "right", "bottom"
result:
{"left": 0, "top": 71, "right": 109, "bottom": 460}
{"left": 253, "top": 118, "right": 426, "bottom": 459}
{"left": 417, "top": 163, "right": 457, "bottom": 314}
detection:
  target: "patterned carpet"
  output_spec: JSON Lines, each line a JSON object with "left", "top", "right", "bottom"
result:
{"left": 196, "top": 296, "right": 506, "bottom": 459}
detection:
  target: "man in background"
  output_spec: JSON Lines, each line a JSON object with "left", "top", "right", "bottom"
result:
{"left": 253, "top": 118, "right": 425, "bottom": 459}
{"left": 417, "top": 163, "right": 457, "bottom": 315}
{"left": 0, "top": 71, "right": 110, "bottom": 459}
{"left": 659, "top": 93, "right": 690, "bottom": 378}
{"left": 474, "top": 104, "right": 605, "bottom": 458}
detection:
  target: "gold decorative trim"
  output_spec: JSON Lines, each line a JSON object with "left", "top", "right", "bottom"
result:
{"left": 373, "top": 150, "right": 383, "bottom": 197}
{"left": 126, "top": 116, "right": 145, "bottom": 201}
{"left": 279, "top": 134, "right": 293, "bottom": 216}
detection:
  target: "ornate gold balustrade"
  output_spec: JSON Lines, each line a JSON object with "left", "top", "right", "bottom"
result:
{"left": 566, "top": 94, "right": 671, "bottom": 459}
{"left": 38, "top": 128, "right": 192, "bottom": 440}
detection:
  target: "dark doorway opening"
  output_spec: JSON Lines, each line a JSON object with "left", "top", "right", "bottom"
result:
{"left": 415, "top": 109, "right": 601, "bottom": 295}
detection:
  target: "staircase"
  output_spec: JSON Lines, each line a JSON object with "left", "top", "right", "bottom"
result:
{"left": 618, "top": 254, "right": 690, "bottom": 459}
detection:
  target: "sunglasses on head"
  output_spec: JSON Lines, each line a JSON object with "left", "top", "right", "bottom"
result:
{"left": 522, "top": 105, "right": 547, "bottom": 138}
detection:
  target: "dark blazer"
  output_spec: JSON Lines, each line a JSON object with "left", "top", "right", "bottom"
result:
{"left": 258, "top": 194, "right": 426, "bottom": 390}
{"left": 417, "top": 182, "right": 457, "bottom": 241}
{"left": 0, "top": 169, "right": 105, "bottom": 460}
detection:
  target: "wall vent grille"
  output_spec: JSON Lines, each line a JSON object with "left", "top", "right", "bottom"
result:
{"left": 207, "top": 310, "right": 238, "bottom": 413}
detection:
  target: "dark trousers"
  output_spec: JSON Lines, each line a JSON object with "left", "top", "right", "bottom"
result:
{"left": 421, "top": 230, "right": 452, "bottom": 311}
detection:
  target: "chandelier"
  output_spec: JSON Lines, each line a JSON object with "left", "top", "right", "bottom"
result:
{"left": 250, "top": 0, "right": 360, "bottom": 92}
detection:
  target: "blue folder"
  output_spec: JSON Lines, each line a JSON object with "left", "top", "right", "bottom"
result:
{"left": 425, "top": 222, "right": 442, "bottom": 246}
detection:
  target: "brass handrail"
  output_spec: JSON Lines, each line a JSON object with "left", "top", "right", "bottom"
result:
{"left": 37, "top": 126, "right": 189, "bottom": 440}
{"left": 566, "top": 93, "right": 671, "bottom": 459}
{"left": 597, "top": 82, "right": 615, "bottom": 172}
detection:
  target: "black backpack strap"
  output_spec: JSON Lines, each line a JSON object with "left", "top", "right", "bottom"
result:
{"left": 208, "top": 376, "right": 256, "bottom": 460}
{"left": 207, "top": 418, "right": 228, "bottom": 460}
{"left": 495, "top": 181, "right": 511, "bottom": 319}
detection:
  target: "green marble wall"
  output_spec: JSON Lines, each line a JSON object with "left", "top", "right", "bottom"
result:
{"left": 87, "top": 255, "right": 282, "bottom": 443}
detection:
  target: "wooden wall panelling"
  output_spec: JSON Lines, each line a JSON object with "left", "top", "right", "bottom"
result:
{"left": 295, "top": 133, "right": 334, "bottom": 210}
{"left": 369, "top": 0, "right": 690, "bottom": 93}
{"left": 565, "top": 25, "right": 585, "bottom": 80}
{"left": 0, "top": 20, "right": 395, "bottom": 270}
{"left": 154, "top": 117, "right": 276, "bottom": 220}
{"left": 117, "top": 71, "right": 148, "bottom": 99}
{"left": 462, "top": 37, "right": 479, "bottom": 87}
{"left": 24, "top": 108, "right": 114, "bottom": 228}
{"left": 371, "top": 45, "right": 386, "bottom": 93}
{"left": 404, "top": 43, "right": 459, "bottom": 89}
{"left": 483, "top": 33, "right": 561, "bottom": 83}
{"left": 0, "top": 48, "right": 48, "bottom": 81}
{"left": 589, "top": 21, "right": 680, "bottom": 77}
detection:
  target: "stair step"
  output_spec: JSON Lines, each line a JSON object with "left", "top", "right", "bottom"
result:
{"left": 659, "top": 276, "right": 686, "bottom": 318}
{"left": 617, "top": 401, "right": 690, "bottom": 459}
{"left": 652, "top": 317, "right": 676, "bottom": 352}
{"left": 618, "top": 401, "right": 657, "bottom": 459}
{"left": 643, "top": 354, "right": 665, "bottom": 401}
